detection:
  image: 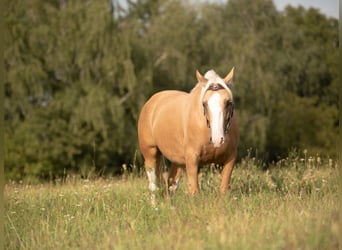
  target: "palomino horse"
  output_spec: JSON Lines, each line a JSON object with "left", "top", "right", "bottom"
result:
{"left": 138, "top": 68, "right": 239, "bottom": 197}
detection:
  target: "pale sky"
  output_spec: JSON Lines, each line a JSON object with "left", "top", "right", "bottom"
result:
{"left": 195, "top": 0, "right": 339, "bottom": 18}
{"left": 116, "top": 0, "right": 339, "bottom": 19}
{"left": 273, "top": 0, "right": 339, "bottom": 18}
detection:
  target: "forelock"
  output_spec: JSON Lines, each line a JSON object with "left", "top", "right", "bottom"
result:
{"left": 204, "top": 70, "right": 221, "bottom": 83}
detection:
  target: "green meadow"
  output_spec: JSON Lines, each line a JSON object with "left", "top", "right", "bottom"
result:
{"left": 5, "top": 155, "right": 338, "bottom": 250}
{"left": 5, "top": 1, "right": 339, "bottom": 249}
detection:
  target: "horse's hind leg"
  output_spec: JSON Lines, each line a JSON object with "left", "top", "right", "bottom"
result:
{"left": 144, "top": 151, "right": 158, "bottom": 191}
{"left": 168, "top": 163, "right": 183, "bottom": 196}
{"left": 143, "top": 147, "right": 163, "bottom": 205}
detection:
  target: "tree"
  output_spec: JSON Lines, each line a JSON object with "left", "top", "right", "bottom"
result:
{"left": 5, "top": 0, "right": 150, "bottom": 180}
{"left": 266, "top": 6, "right": 338, "bottom": 160}
{"left": 199, "top": 0, "right": 282, "bottom": 156}
{"left": 4, "top": 0, "right": 338, "bottom": 181}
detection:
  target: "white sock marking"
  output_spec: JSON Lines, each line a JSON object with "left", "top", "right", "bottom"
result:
{"left": 146, "top": 168, "right": 158, "bottom": 192}
{"left": 169, "top": 179, "right": 179, "bottom": 195}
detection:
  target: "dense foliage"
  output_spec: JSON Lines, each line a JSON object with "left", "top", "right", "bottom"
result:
{"left": 4, "top": 0, "right": 338, "bottom": 180}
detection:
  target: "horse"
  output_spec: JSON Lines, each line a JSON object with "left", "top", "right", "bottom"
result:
{"left": 137, "top": 68, "right": 239, "bottom": 197}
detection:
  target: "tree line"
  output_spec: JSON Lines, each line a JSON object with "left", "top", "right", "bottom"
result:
{"left": 4, "top": 0, "right": 338, "bottom": 181}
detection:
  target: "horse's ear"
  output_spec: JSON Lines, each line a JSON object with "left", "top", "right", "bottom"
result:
{"left": 196, "top": 70, "right": 207, "bottom": 84}
{"left": 224, "top": 67, "right": 234, "bottom": 85}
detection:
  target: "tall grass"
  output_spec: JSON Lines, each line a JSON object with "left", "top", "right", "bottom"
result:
{"left": 5, "top": 155, "right": 339, "bottom": 249}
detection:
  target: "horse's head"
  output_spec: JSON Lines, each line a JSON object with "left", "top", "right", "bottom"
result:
{"left": 196, "top": 68, "right": 235, "bottom": 147}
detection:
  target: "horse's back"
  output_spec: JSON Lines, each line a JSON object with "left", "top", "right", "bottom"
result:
{"left": 144, "top": 90, "right": 188, "bottom": 110}
{"left": 138, "top": 90, "right": 188, "bottom": 124}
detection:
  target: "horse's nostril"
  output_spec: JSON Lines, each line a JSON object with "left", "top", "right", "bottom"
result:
{"left": 220, "top": 137, "right": 224, "bottom": 144}
{"left": 209, "top": 137, "right": 212, "bottom": 143}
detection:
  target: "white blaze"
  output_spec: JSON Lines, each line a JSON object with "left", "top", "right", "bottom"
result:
{"left": 207, "top": 93, "right": 225, "bottom": 147}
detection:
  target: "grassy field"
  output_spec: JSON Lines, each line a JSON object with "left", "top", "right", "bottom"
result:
{"left": 4, "top": 155, "right": 339, "bottom": 250}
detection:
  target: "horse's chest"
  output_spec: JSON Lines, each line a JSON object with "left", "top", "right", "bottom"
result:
{"left": 199, "top": 144, "right": 227, "bottom": 165}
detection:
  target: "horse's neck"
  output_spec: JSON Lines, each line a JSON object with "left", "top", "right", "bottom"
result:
{"left": 188, "top": 85, "right": 204, "bottom": 116}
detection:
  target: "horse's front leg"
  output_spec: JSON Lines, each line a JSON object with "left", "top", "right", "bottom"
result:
{"left": 185, "top": 156, "right": 199, "bottom": 195}
{"left": 219, "top": 152, "right": 237, "bottom": 194}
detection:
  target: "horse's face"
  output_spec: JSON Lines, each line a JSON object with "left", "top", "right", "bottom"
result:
{"left": 197, "top": 68, "right": 235, "bottom": 148}
{"left": 202, "top": 88, "right": 234, "bottom": 147}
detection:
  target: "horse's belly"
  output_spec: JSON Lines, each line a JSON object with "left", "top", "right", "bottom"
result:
{"left": 155, "top": 136, "right": 186, "bottom": 164}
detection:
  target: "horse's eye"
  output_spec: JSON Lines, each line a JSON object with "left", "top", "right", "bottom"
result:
{"left": 226, "top": 101, "right": 234, "bottom": 117}
{"left": 202, "top": 102, "right": 207, "bottom": 115}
